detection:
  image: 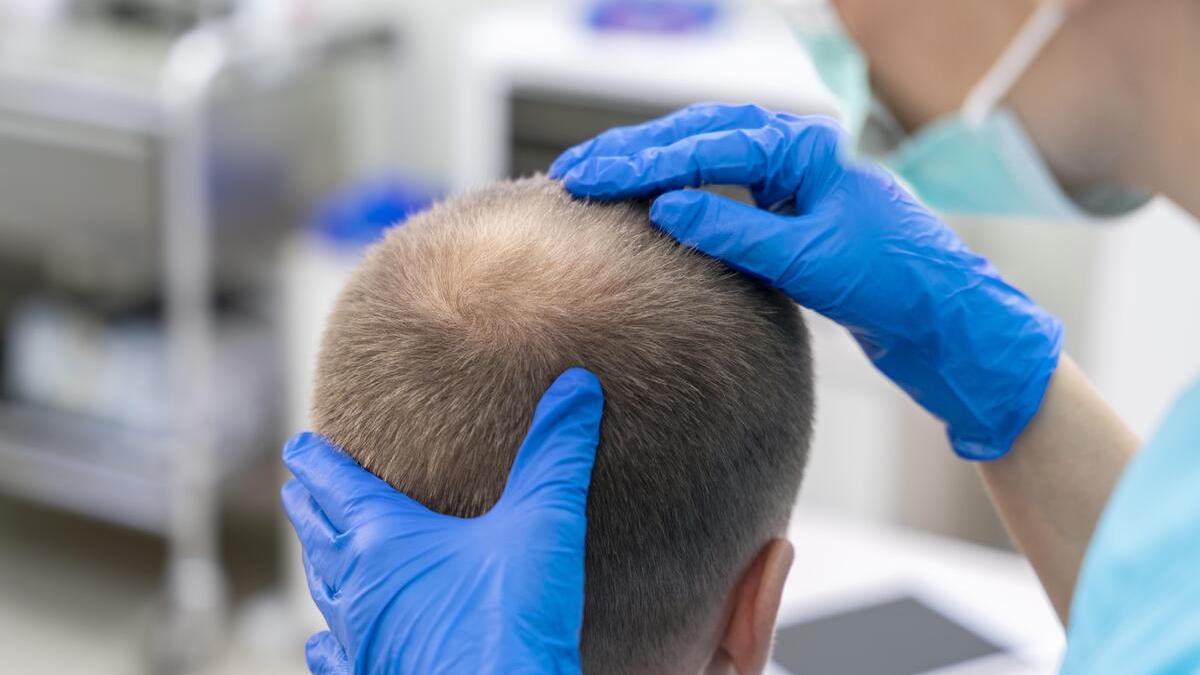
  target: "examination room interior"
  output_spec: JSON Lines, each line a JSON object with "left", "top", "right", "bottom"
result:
{"left": 1, "top": 1, "right": 1198, "bottom": 674}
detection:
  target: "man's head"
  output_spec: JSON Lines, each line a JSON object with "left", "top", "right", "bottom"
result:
{"left": 312, "top": 177, "right": 814, "bottom": 673}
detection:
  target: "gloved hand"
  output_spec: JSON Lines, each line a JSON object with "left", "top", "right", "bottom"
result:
{"left": 282, "top": 368, "right": 604, "bottom": 674}
{"left": 551, "top": 103, "right": 1062, "bottom": 460}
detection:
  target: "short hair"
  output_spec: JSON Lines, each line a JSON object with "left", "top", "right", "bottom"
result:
{"left": 312, "top": 176, "right": 814, "bottom": 672}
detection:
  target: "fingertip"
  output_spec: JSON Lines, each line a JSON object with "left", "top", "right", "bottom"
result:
{"left": 305, "top": 631, "right": 351, "bottom": 675}
{"left": 280, "top": 479, "right": 307, "bottom": 509}
{"left": 548, "top": 155, "right": 573, "bottom": 179}
{"left": 545, "top": 368, "right": 605, "bottom": 431}
{"left": 559, "top": 163, "right": 591, "bottom": 193}
{"left": 548, "top": 159, "right": 567, "bottom": 179}
{"left": 282, "top": 432, "right": 346, "bottom": 478}
{"left": 651, "top": 188, "right": 707, "bottom": 213}
{"left": 550, "top": 367, "right": 602, "bottom": 400}
{"left": 498, "top": 367, "right": 605, "bottom": 506}
{"left": 282, "top": 431, "right": 317, "bottom": 462}
{"left": 550, "top": 140, "right": 593, "bottom": 179}
{"left": 560, "top": 160, "right": 629, "bottom": 200}
{"left": 650, "top": 190, "right": 711, "bottom": 239}
{"left": 535, "top": 368, "right": 604, "bottom": 433}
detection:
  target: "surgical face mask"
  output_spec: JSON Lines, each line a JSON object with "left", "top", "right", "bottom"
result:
{"left": 779, "top": 0, "right": 1148, "bottom": 220}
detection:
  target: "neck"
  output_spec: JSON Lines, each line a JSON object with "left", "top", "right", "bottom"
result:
{"left": 1072, "top": 0, "right": 1200, "bottom": 217}
{"left": 1130, "top": 0, "right": 1200, "bottom": 217}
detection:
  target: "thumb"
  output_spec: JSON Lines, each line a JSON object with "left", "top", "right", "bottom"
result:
{"left": 650, "top": 190, "right": 818, "bottom": 301}
{"left": 305, "top": 631, "right": 352, "bottom": 675}
{"left": 499, "top": 368, "right": 604, "bottom": 511}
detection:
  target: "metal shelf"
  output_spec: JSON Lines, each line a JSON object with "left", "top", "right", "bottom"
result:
{"left": 0, "top": 401, "right": 264, "bottom": 534}
{"left": 0, "top": 14, "right": 398, "bottom": 670}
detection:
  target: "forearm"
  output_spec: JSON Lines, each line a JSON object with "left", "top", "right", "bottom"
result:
{"left": 978, "top": 354, "right": 1137, "bottom": 625}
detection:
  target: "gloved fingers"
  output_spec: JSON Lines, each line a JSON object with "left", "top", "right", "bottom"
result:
{"left": 649, "top": 190, "right": 829, "bottom": 302}
{"left": 549, "top": 103, "right": 775, "bottom": 179}
{"left": 305, "top": 631, "right": 353, "bottom": 675}
{"left": 283, "top": 431, "right": 433, "bottom": 531}
{"left": 282, "top": 479, "right": 341, "bottom": 573}
{"left": 498, "top": 368, "right": 604, "bottom": 513}
{"left": 559, "top": 120, "right": 842, "bottom": 204}
{"left": 300, "top": 548, "right": 340, "bottom": 633}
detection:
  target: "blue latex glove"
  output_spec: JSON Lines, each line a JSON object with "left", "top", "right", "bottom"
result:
{"left": 304, "top": 632, "right": 352, "bottom": 675}
{"left": 551, "top": 103, "right": 1062, "bottom": 460}
{"left": 282, "top": 368, "right": 604, "bottom": 674}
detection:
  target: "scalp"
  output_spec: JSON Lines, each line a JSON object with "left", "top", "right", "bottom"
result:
{"left": 312, "top": 176, "right": 813, "bottom": 672}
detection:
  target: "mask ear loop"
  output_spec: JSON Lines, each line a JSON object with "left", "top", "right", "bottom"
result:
{"left": 961, "top": 1, "right": 1068, "bottom": 129}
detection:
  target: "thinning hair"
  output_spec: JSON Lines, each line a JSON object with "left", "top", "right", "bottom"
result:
{"left": 312, "top": 176, "right": 814, "bottom": 673}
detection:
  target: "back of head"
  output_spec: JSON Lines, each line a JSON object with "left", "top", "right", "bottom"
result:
{"left": 312, "top": 176, "right": 814, "bottom": 672}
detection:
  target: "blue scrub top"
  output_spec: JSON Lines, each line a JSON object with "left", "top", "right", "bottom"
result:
{"left": 1059, "top": 377, "right": 1200, "bottom": 674}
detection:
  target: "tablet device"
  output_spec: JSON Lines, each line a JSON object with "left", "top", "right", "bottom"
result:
{"left": 773, "top": 595, "right": 1006, "bottom": 675}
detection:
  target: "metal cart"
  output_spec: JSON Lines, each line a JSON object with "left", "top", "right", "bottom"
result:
{"left": 0, "top": 9, "right": 392, "bottom": 672}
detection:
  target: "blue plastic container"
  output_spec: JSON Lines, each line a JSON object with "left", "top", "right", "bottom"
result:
{"left": 310, "top": 176, "right": 437, "bottom": 249}
{"left": 586, "top": 0, "right": 722, "bottom": 33}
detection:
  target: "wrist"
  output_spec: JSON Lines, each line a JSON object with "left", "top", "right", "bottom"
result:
{"left": 938, "top": 279, "right": 1065, "bottom": 461}
{"left": 861, "top": 265, "right": 1064, "bottom": 461}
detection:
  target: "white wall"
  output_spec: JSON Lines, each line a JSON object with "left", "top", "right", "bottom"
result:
{"left": 1087, "top": 198, "right": 1200, "bottom": 437}
{"left": 341, "top": 0, "right": 556, "bottom": 185}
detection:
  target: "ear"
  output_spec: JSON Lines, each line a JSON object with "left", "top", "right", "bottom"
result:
{"left": 716, "top": 539, "right": 795, "bottom": 675}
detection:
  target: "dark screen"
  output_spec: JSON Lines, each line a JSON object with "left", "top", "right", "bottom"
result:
{"left": 773, "top": 595, "right": 1007, "bottom": 675}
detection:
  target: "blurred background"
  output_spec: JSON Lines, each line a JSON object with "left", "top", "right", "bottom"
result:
{"left": 1, "top": 0, "right": 1197, "bottom": 674}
